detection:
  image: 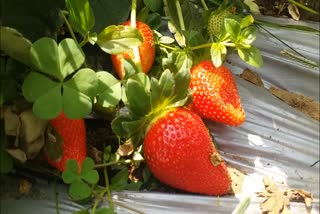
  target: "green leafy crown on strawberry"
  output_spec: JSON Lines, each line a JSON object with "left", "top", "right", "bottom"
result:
{"left": 111, "top": 67, "right": 192, "bottom": 144}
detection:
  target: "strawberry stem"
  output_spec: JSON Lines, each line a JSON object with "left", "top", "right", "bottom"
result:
{"left": 201, "top": 0, "right": 209, "bottom": 11}
{"left": 130, "top": 0, "right": 142, "bottom": 71}
{"left": 94, "top": 159, "right": 144, "bottom": 168}
{"left": 158, "top": 43, "right": 178, "bottom": 51}
{"left": 175, "top": 0, "right": 185, "bottom": 31}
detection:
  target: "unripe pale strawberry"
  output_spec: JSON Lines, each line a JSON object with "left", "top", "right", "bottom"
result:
{"left": 208, "top": 9, "right": 232, "bottom": 37}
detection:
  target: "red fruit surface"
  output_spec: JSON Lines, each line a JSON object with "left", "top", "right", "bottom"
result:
{"left": 111, "top": 20, "right": 155, "bottom": 79}
{"left": 190, "top": 60, "right": 245, "bottom": 126}
{"left": 47, "top": 112, "right": 86, "bottom": 172}
{"left": 143, "top": 108, "right": 231, "bottom": 195}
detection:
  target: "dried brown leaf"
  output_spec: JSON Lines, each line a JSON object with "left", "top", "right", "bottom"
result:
{"left": 19, "top": 179, "right": 33, "bottom": 196}
{"left": 210, "top": 152, "right": 223, "bottom": 166}
{"left": 4, "top": 107, "right": 20, "bottom": 136}
{"left": 117, "top": 141, "right": 134, "bottom": 157}
{"left": 269, "top": 87, "right": 320, "bottom": 121}
{"left": 6, "top": 148, "right": 27, "bottom": 162}
{"left": 227, "top": 166, "right": 246, "bottom": 194}
{"left": 43, "top": 125, "right": 63, "bottom": 161}
{"left": 288, "top": 4, "right": 300, "bottom": 21}
{"left": 287, "top": 189, "right": 313, "bottom": 208}
{"left": 239, "top": 68, "right": 264, "bottom": 87}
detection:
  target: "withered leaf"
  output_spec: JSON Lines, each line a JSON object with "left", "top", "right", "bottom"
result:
{"left": 4, "top": 107, "right": 20, "bottom": 136}
{"left": 43, "top": 125, "right": 63, "bottom": 161}
{"left": 239, "top": 68, "right": 264, "bottom": 87}
{"left": 227, "top": 166, "right": 246, "bottom": 195}
{"left": 210, "top": 152, "right": 223, "bottom": 166}
{"left": 6, "top": 148, "right": 27, "bottom": 162}
{"left": 288, "top": 4, "right": 300, "bottom": 21}
{"left": 117, "top": 140, "right": 134, "bottom": 157}
{"left": 286, "top": 189, "right": 313, "bottom": 208}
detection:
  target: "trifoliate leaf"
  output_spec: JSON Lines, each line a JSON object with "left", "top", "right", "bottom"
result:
{"left": 66, "top": 159, "right": 79, "bottom": 173}
{"left": 58, "top": 39, "right": 86, "bottom": 78}
{"left": 97, "top": 25, "right": 143, "bottom": 54}
{"left": 96, "top": 71, "right": 121, "bottom": 108}
{"left": 69, "top": 179, "right": 92, "bottom": 201}
{"left": 159, "top": 69, "right": 175, "bottom": 99}
{"left": 121, "top": 119, "right": 146, "bottom": 137}
{"left": 81, "top": 170, "right": 99, "bottom": 185}
{"left": 62, "top": 169, "right": 79, "bottom": 184}
{"left": 62, "top": 86, "right": 92, "bottom": 119}
{"left": 63, "top": 68, "right": 98, "bottom": 99}
{"left": 81, "top": 157, "right": 95, "bottom": 174}
{"left": 32, "top": 84, "right": 63, "bottom": 119}
{"left": 22, "top": 72, "right": 59, "bottom": 102}
{"left": 111, "top": 115, "right": 134, "bottom": 138}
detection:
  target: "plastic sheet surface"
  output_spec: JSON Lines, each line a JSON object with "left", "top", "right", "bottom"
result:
{"left": 1, "top": 17, "right": 319, "bottom": 214}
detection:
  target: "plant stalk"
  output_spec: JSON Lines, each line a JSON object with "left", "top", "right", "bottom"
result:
{"left": 288, "top": 0, "right": 319, "bottom": 15}
{"left": 201, "top": 0, "right": 209, "bottom": 11}
{"left": 131, "top": 0, "right": 142, "bottom": 71}
{"left": 61, "top": 12, "right": 77, "bottom": 42}
{"left": 94, "top": 159, "right": 143, "bottom": 169}
{"left": 175, "top": 0, "right": 185, "bottom": 31}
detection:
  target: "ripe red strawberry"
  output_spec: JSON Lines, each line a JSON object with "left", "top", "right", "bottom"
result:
{"left": 111, "top": 20, "right": 155, "bottom": 79}
{"left": 143, "top": 108, "right": 231, "bottom": 195}
{"left": 47, "top": 112, "right": 86, "bottom": 172}
{"left": 112, "top": 67, "right": 231, "bottom": 195}
{"left": 189, "top": 60, "right": 245, "bottom": 126}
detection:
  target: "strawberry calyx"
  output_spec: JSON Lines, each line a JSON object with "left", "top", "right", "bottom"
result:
{"left": 111, "top": 68, "right": 192, "bottom": 146}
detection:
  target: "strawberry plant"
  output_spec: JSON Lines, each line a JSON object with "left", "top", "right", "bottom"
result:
{"left": 3, "top": 0, "right": 317, "bottom": 213}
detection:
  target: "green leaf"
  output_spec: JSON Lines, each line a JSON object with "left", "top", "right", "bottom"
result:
{"left": 130, "top": 73, "right": 151, "bottom": 91}
{"left": 22, "top": 72, "right": 60, "bottom": 102}
{"left": 125, "top": 181, "right": 143, "bottom": 190}
{"left": 63, "top": 68, "right": 98, "bottom": 99}
{"left": 145, "top": 13, "right": 161, "bottom": 30}
{"left": 162, "top": 50, "right": 192, "bottom": 74}
{"left": 125, "top": 79, "right": 151, "bottom": 117}
{"left": 121, "top": 119, "right": 146, "bottom": 137}
{"left": 95, "top": 208, "right": 116, "bottom": 214}
{"left": 65, "top": 0, "right": 95, "bottom": 35}
{"left": 159, "top": 70, "right": 175, "bottom": 98}
{"left": 66, "top": 159, "right": 79, "bottom": 173}
{"left": 144, "top": 0, "right": 163, "bottom": 13}
{"left": 238, "top": 46, "right": 263, "bottom": 68}
{"left": 32, "top": 84, "right": 63, "bottom": 119}
{"left": 123, "top": 59, "right": 140, "bottom": 79}
{"left": 211, "top": 43, "right": 227, "bottom": 68}
{"left": 244, "top": 0, "right": 260, "bottom": 15}
{"left": 171, "top": 68, "right": 191, "bottom": 103}
{"left": 239, "top": 26, "right": 257, "bottom": 45}
{"left": 0, "top": 150, "right": 14, "bottom": 174}
{"left": 80, "top": 158, "right": 99, "bottom": 185}
{"left": 90, "top": 0, "right": 130, "bottom": 33}
{"left": 159, "top": 36, "right": 175, "bottom": 44}
{"left": 0, "top": 27, "right": 32, "bottom": 66}
{"left": 137, "top": 7, "right": 150, "bottom": 22}
{"left": 110, "top": 168, "right": 129, "bottom": 191}
{"left": 111, "top": 115, "right": 134, "bottom": 138}
{"left": 224, "top": 18, "right": 241, "bottom": 40}
{"left": 80, "top": 157, "right": 95, "bottom": 173}
{"left": 97, "top": 25, "right": 143, "bottom": 54}
{"left": 30, "top": 38, "right": 61, "bottom": 79}
{"left": 58, "top": 39, "right": 85, "bottom": 78}
{"left": 62, "top": 86, "right": 92, "bottom": 119}
{"left": 69, "top": 179, "right": 92, "bottom": 201}
{"left": 62, "top": 169, "right": 79, "bottom": 184}
{"left": 81, "top": 170, "right": 99, "bottom": 185}
{"left": 0, "top": 0, "right": 64, "bottom": 41}
{"left": 96, "top": 71, "right": 121, "bottom": 108}
{"left": 240, "top": 15, "right": 255, "bottom": 28}
{"left": 72, "top": 209, "right": 90, "bottom": 214}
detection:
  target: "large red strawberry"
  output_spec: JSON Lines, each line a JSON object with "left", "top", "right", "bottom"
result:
{"left": 47, "top": 112, "right": 86, "bottom": 172}
{"left": 111, "top": 20, "right": 155, "bottom": 79}
{"left": 189, "top": 60, "right": 245, "bottom": 126}
{"left": 143, "top": 108, "right": 231, "bottom": 195}
{"left": 112, "top": 68, "right": 231, "bottom": 196}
